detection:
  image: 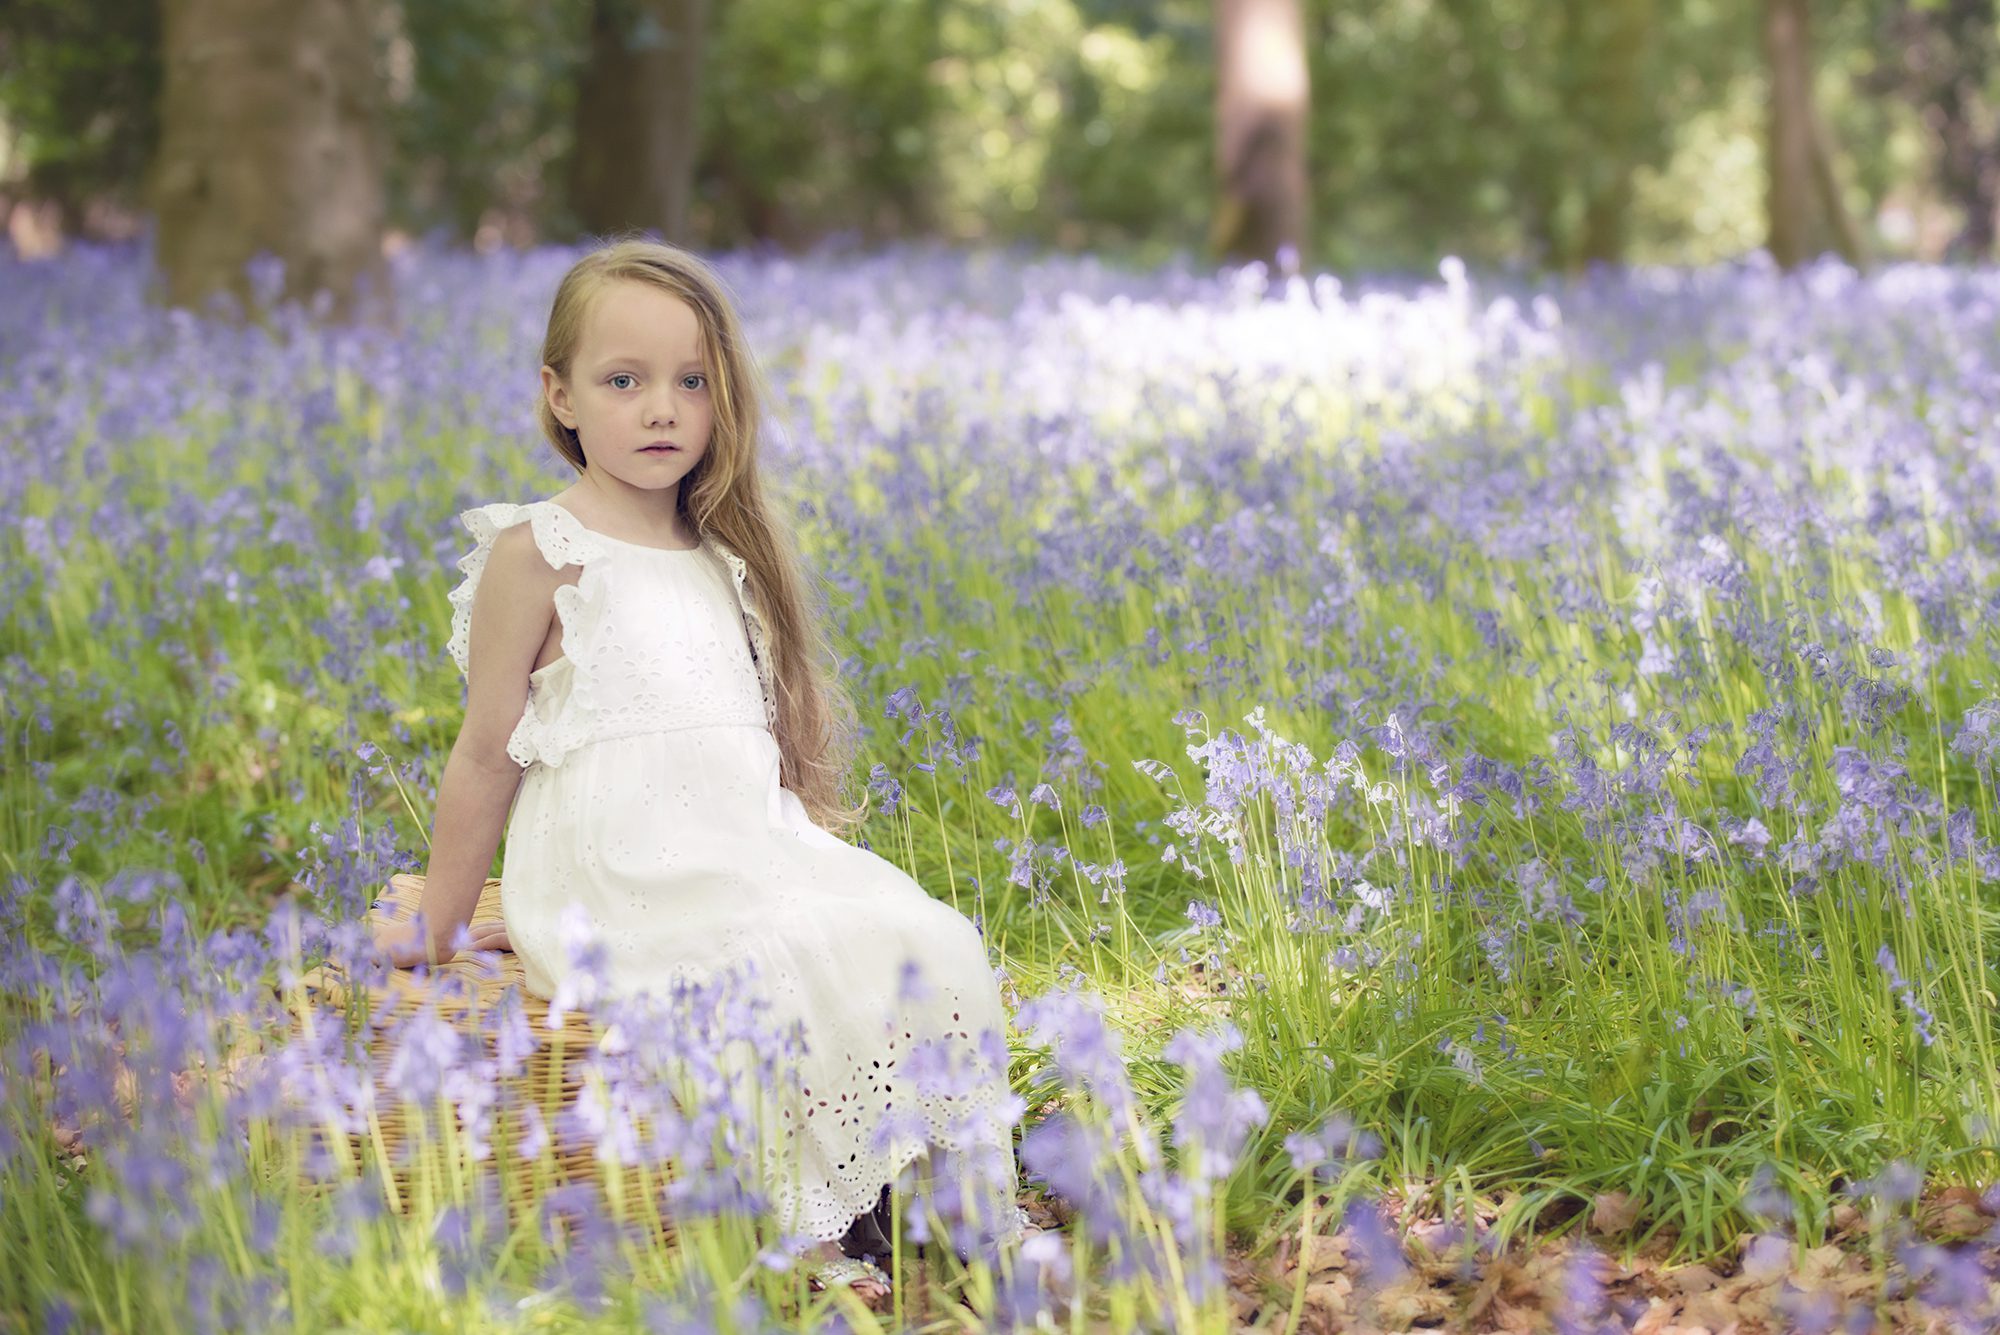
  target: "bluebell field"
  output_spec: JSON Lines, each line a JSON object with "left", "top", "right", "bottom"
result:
{"left": 5, "top": 241, "right": 2000, "bottom": 1330}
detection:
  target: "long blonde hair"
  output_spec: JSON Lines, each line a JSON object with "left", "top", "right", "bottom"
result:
{"left": 537, "top": 238, "right": 870, "bottom": 839}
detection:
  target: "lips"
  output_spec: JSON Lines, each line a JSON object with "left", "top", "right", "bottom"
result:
{"left": 641, "top": 445, "right": 679, "bottom": 453}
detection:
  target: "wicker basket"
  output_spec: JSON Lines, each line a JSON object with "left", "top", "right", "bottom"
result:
{"left": 285, "top": 872, "right": 679, "bottom": 1248}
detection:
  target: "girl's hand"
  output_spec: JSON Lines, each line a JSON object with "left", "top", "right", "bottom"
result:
{"left": 462, "top": 919, "right": 513, "bottom": 954}
{"left": 370, "top": 913, "right": 444, "bottom": 969}
{"left": 368, "top": 908, "right": 511, "bottom": 968}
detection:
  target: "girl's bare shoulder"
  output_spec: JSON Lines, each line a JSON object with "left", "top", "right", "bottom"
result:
{"left": 485, "top": 520, "right": 578, "bottom": 592}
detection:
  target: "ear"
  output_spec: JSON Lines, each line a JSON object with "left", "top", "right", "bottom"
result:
{"left": 540, "top": 365, "right": 577, "bottom": 430}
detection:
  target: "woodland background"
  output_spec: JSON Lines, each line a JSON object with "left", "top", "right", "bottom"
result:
{"left": 3, "top": 0, "right": 1998, "bottom": 307}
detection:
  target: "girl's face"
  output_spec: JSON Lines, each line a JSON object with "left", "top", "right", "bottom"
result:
{"left": 542, "top": 279, "right": 716, "bottom": 493}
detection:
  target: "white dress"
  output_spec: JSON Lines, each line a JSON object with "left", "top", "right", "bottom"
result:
{"left": 445, "top": 499, "right": 1022, "bottom": 1243}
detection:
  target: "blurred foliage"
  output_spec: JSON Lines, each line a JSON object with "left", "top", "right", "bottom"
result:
{"left": 0, "top": 0, "right": 1993, "bottom": 266}
{"left": 924, "top": 0, "right": 1211, "bottom": 261}
{"left": 0, "top": 0, "right": 159, "bottom": 230}
{"left": 1305, "top": 0, "right": 1754, "bottom": 269}
{"left": 699, "top": 0, "right": 943, "bottom": 245}
{"left": 383, "top": 0, "right": 589, "bottom": 243}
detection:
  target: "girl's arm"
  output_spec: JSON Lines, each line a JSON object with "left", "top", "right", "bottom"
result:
{"left": 372, "top": 524, "right": 566, "bottom": 967}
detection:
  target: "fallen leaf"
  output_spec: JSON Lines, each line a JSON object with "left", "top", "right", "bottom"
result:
{"left": 1459, "top": 1263, "right": 1507, "bottom": 1325}
{"left": 1594, "top": 1189, "right": 1642, "bottom": 1235}
{"left": 1668, "top": 1263, "right": 1722, "bottom": 1297}
{"left": 1299, "top": 1232, "right": 1348, "bottom": 1274}
{"left": 1371, "top": 1275, "right": 1455, "bottom": 1327}
{"left": 1302, "top": 1275, "right": 1351, "bottom": 1315}
{"left": 1919, "top": 1185, "right": 1990, "bottom": 1241}
{"left": 1629, "top": 1296, "right": 1683, "bottom": 1334}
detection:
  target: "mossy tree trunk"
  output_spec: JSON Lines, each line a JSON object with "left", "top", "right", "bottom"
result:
{"left": 1764, "top": 0, "right": 1863, "bottom": 270}
{"left": 152, "top": 0, "right": 385, "bottom": 318}
{"left": 1573, "top": 0, "right": 1655, "bottom": 269}
{"left": 570, "top": 0, "right": 710, "bottom": 241}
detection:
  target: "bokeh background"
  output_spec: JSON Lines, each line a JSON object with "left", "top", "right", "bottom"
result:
{"left": 3, "top": 0, "right": 1993, "bottom": 294}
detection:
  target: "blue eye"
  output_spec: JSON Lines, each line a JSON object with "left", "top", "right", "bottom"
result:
{"left": 609, "top": 373, "right": 637, "bottom": 390}
{"left": 681, "top": 373, "right": 707, "bottom": 390}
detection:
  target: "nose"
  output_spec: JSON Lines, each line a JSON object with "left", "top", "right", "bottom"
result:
{"left": 644, "top": 385, "right": 678, "bottom": 428}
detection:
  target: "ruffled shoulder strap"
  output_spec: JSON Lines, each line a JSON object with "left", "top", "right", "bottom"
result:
{"left": 706, "top": 534, "right": 779, "bottom": 731}
{"left": 445, "top": 500, "right": 610, "bottom": 679}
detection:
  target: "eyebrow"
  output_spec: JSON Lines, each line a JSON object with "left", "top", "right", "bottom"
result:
{"left": 588, "top": 355, "right": 706, "bottom": 372}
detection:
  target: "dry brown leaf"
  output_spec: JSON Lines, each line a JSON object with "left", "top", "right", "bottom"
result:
{"left": 1667, "top": 1263, "right": 1723, "bottom": 1297}
{"left": 1593, "top": 1189, "right": 1642, "bottom": 1235}
{"left": 1407, "top": 1217, "right": 1465, "bottom": 1258}
{"left": 1918, "top": 1185, "right": 1991, "bottom": 1241}
{"left": 1633, "top": 1227, "right": 1681, "bottom": 1267}
{"left": 1730, "top": 1276, "right": 1784, "bottom": 1328}
{"left": 1679, "top": 1290, "right": 1736, "bottom": 1329}
{"left": 1516, "top": 1246, "right": 1566, "bottom": 1288}
{"left": 1489, "top": 1296, "right": 1545, "bottom": 1333}
{"left": 1498, "top": 1254, "right": 1546, "bottom": 1304}
{"left": 1218, "top": 1176, "right": 2000, "bottom": 1335}
{"left": 1302, "top": 1274, "right": 1352, "bottom": 1315}
{"left": 1548, "top": 1244, "right": 1623, "bottom": 1294}
{"left": 1682, "top": 1268, "right": 1784, "bottom": 1331}
{"left": 1299, "top": 1232, "right": 1349, "bottom": 1274}
{"left": 1628, "top": 1296, "right": 1683, "bottom": 1334}
{"left": 1459, "top": 1263, "right": 1508, "bottom": 1325}
{"left": 1294, "top": 1303, "right": 1339, "bottom": 1335}
{"left": 1370, "top": 1276, "right": 1456, "bottom": 1327}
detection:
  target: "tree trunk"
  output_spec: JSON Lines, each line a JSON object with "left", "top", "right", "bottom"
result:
{"left": 1763, "top": 0, "right": 1861, "bottom": 270}
{"left": 1933, "top": 46, "right": 1999, "bottom": 254}
{"left": 1574, "top": 0, "right": 1655, "bottom": 269}
{"left": 1211, "top": 0, "right": 1310, "bottom": 270}
{"left": 1806, "top": 97, "right": 1865, "bottom": 265}
{"left": 1763, "top": 0, "right": 1815, "bottom": 269}
{"left": 570, "top": 0, "right": 710, "bottom": 241}
{"left": 152, "top": 0, "right": 384, "bottom": 318}
{"left": 1910, "top": 0, "right": 1998, "bottom": 259}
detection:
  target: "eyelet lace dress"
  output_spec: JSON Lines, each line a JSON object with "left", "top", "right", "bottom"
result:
{"left": 447, "top": 499, "right": 1024, "bottom": 1244}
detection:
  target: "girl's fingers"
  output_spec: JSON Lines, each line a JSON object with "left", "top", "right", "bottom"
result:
{"left": 466, "top": 922, "right": 512, "bottom": 953}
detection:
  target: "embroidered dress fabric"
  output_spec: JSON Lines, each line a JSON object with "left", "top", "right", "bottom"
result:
{"left": 447, "top": 500, "right": 1021, "bottom": 1242}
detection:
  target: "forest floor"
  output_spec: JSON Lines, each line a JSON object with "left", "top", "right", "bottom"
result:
{"left": 39, "top": 1022, "right": 2000, "bottom": 1333}
{"left": 1184, "top": 1181, "right": 1999, "bottom": 1334}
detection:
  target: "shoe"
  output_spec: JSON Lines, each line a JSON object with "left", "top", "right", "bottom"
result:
{"left": 838, "top": 1183, "right": 894, "bottom": 1259}
{"left": 806, "top": 1254, "right": 892, "bottom": 1303}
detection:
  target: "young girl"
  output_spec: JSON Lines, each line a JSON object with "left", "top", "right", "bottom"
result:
{"left": 370, "top": 238, "right": 1031, "bottom": 1301}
